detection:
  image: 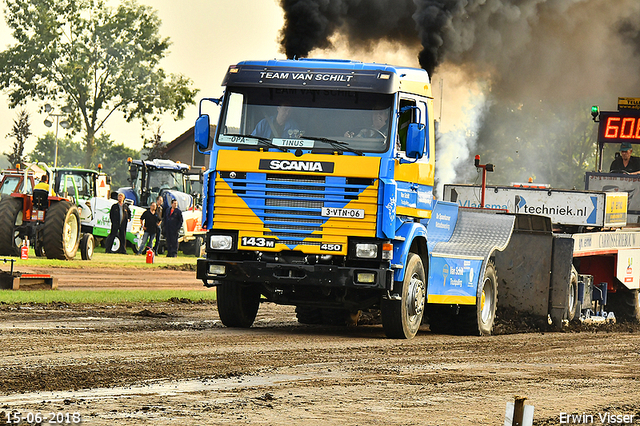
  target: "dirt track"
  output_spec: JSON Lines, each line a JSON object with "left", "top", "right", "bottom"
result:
{"left": 1, "top": 267, "right": 640, "bottom": 425}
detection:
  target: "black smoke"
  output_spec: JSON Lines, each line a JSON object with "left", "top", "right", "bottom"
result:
{"left": 279, "top": 0, "right": 640, "bottom": 188}
{"left": 279, "top": 0, "right": 420, "bottom": 62}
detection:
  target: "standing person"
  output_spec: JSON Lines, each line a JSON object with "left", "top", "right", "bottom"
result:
{"left": 137, "top": 202, "right": 161, "bottom": 255}
{"left": 164, "top": 199, "right": 183, "bottom": 257}
{"left": 610, "top": 142, "right": 640, "bottom": 174}
{"left": 105, "top": 192, "right": 131, "bottom": 254}
{"left": 154, "top": 195, "right": 164, "bottom": 253}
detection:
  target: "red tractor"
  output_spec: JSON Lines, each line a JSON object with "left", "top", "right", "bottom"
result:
{"left": 0, "top": 165, "right": 81, "bottom": 260}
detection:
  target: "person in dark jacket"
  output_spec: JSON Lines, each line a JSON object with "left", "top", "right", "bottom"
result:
{"left": 610, "top": 142, "right": 640, "bottom": 174}
{"left": 137, "top": 202, "right": 161, "bottom": 255}
{"left": 164, "top": 199, "right": 183, "bottom": 257}
{"left": 154, "top": 195, "right": 164, "bottom": 253}
{"left": 105, "top": 192, "right": 131, "bottom": 254}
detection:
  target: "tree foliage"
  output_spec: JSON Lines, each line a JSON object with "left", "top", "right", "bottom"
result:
{"left": 0, "top": 0, "right": 198, "bottom": 167}
{"left": 93, "top": 133, "right": 139, "bottom": 189}
{"left": 143, "top": 125, "right": 168, "bottom": 160}
{"left": 28, "top": 132, "right": 83, "bottom": 167}
{"left": 28, "top": 132, "right": 138, "bottom": 188}
{"left": 473, "top": 102, "right": 598, "bottom": 189}
{"left": 4, "top": 109, "right": 31, "bottom": 168}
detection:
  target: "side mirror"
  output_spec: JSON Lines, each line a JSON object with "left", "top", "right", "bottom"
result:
{"left": 194, "top": 114, "right": 211, "bottom": 151}
{"left": 405, "top": 123, "right": 425, "bottom": 159}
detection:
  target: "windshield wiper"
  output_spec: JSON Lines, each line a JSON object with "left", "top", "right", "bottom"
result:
{"left": 299, "top": 136, "right": 363, "bottom": 156}
{"left": 225, "top": 134, "right": 287, "bottom": 152}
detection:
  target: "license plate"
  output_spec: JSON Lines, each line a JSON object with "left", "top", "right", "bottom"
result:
{"left": 321, "top": 207, "right": 365, "bottom": 219}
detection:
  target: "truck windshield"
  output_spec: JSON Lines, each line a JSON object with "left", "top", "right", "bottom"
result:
{"left": 217, "top": 87, "right": 393, "bottom": 153}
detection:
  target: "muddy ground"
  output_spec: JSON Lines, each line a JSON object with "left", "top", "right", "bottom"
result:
{"left": 1, "top": 266, "right": 640, "bottom": 425}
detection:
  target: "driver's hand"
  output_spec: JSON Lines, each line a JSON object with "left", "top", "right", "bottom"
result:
{"left": 344, "top": 131, "right": 355, "bottom": 138}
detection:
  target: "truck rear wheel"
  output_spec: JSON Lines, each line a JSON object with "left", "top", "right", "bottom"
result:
{"left": 381, "top": 253, "right": 426, "bottom": 339}
{"left": 43, "top": 201, "right": 81, "bottom": 260}
{"left": 216, "top": 283, "right": 261, "bottom": 328}
{"left": 0, "top": 197, "right": 23, "bottom": 256}
{"left": 607, "top": 288, "right": 640, "bottom": 322}
{"left": 459, "top": 261, "right": 498, "bottom": 335}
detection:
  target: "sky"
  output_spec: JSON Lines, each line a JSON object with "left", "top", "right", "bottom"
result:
{"left": 0, "top": 0, "right": 288, "bottom": 158}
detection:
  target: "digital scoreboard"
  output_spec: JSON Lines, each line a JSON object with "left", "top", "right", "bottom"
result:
{"left": 598, "top": 110, "right": 640, "bottom": 145}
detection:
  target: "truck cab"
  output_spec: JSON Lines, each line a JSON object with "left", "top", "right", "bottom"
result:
{"left": 195, "top": 59, "right": 444, "bottom": 337}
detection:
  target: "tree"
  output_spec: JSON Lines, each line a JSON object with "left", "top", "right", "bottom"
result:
{"left": 28, "top": 132, "right": 83, "bottom": 167}
{"left": 93, "top": 133, "right": 139, "bottom": 189}
{"left": 474, "top": 102, "right": 598, "bottom": 189}
{"left": 143, "top": 125, "right": 168, "bottom": 160}
{"left": 4, "top": 109, "right": 31, "bottom": 168}
{"left": 0, "top": 0, "right": 198, "bottom": 167}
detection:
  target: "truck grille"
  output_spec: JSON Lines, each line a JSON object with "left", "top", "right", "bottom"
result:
{"left": 213, "top": 172, "right": 377, "bottom": 248}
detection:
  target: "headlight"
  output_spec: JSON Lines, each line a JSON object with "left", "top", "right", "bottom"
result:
{"left": 356, "top": 243, "right": 378, "bottom": 258}
{"left": 210, "top": 235, "right": 233, "bottom": 250}
{"left": 209, "top": 264, "right": 226, "bottom": 275}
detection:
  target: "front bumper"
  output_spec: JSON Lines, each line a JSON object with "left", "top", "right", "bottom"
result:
{"left": 197, "top": 258, "right": 391, "bottom": 290}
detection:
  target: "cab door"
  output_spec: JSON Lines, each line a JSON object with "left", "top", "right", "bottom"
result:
{"left": 395, "top": 95, "right": 435, "bottom": 219}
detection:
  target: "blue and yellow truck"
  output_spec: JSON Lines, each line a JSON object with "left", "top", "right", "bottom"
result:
{"left": 193, "top": 59, "right": 636, "bottom": 338}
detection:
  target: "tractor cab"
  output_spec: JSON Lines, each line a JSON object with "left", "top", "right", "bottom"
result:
{"left": 587, "top": 105, "right": 640, "bottom": 224}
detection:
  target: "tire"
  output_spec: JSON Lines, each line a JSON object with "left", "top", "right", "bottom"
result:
{"left": 34, "top": 242, "right": 45, "bottom": 257}
{"left": 80, "top": 234, "right": 95, "bottom": 260}
{"left": 567, "top": 265, "right": 579, "bottom": 321}
{"left": 110, "top": 236, "right": 121, "bottom": 253}
{"left": 0, "top": 197, "right": 23, "bottom": 256}
{"left": 381, "top": 253, "right": 426, "bottom": 339}
{"left": 295, "top": 306, "right": 323, "bottom": 325}
{"left": 459, "top": 261, "right": 498, "bottom": 335}
{"left": 43, "top": 201, "right": 81, "bottom": 260}
{"left": 193, "top": 235, "right": 204, "bottom": 257}
{"left": 216, "top": 283, "right": 261, "bottom": 328}
{"left": 607, "top": 288, "right": 640, "bottom": 323}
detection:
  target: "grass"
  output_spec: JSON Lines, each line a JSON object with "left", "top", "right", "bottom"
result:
{"left": 0, "top": 289, "right": 216, "bottom": 305}
{"left": 0, "top": 246, "right": 209, "bottom": 305}
{"left": 1, "top": 246, "right": 198, "bottom": 269}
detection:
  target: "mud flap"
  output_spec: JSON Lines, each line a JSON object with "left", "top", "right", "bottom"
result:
{"left": 426, "top": 204, "right": 515, "bottom": 304}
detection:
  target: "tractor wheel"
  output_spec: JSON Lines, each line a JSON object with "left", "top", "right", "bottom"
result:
{"left": 459, "top": 261, "right": 498, "bottom": 335}
{"left": 43, "top": 201, "right": 81, "bottom": 260}
{"left": 193, "top": 235, "right": 204, "bottom": 257}
{"left": 607, "top": 288, "right": 640, "bottom": 323}
{"left": 216, "top": 283, "right": 261, "bottom": 328}
{"left": 34, "top": 241, "right": 45, "bottom": 257}
{"left": 80, "top": 234, "right": 95, "bottom": 260}
{"left": 0, "top": 197, "right": 23, "bottom": 256}
{"left": 381, "top": 253, "right": 426, "bottom": 339}
{"left": 567, "top": 265, "right": 579, "bottom": 321}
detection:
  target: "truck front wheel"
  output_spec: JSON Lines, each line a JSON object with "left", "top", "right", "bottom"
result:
{"left": 381, "top": 253, "right": 426, "bottom": 339}
{"left": 216, "top": 283, "right": 261, "bottom": 328}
